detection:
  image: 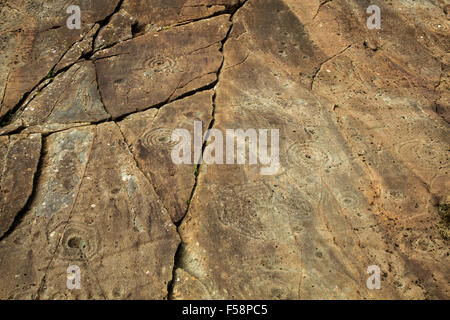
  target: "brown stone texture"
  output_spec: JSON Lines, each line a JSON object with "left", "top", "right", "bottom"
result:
{"left": 94, "top": 9, "right": 135, "bottom": 50}
{"left": 93, "top": 14, "right": 230, "bottom": 118}
{"left": 0, "top": 0, "right": 121, "bottom": 119}
{"left": 0, "top": 0, "right": 448, "bottom": 300}
{"left": 15, "top": 60, "right": 110, "bottom": 128}
{"left": 118, "top": 91, "right": 213, "bottom": 222}
{"left": 121, "top": 0, "right": 242, "bottom": 34}
{"left": 0, "top": 133, "right": 41, "bottom": 238}
{"left": 0, "top": 123, "right": 179, "bottom": 299}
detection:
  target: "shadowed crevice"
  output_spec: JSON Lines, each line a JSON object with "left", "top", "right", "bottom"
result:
{"left": 166, "top": 0, "right": 249, "bottom": 300}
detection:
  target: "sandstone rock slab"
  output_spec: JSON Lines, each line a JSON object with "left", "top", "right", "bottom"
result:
{"left": 14, "top": 60, "right": 110, "bottom": 129}
{"left": 0, "top": 123, "right": 179, "bottom": 299}
{"left": 173, "top": 0, "right": 450, "bottom": 300}
{"left": 0, "top": 133, "right": 41, "bottom": 238}
{"left": 0, "top": 0, "right": 121, "bottom": 120}
{"left": 119, "top": 91, "right": 213, "bottom": 222}
{"left": 94, "top": 15, "right": 230, "bottom": 118}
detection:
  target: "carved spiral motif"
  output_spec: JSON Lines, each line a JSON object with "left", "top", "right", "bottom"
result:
{"left": 47, "top": 221, "right": 100, "bottom": 261}
{"left": 421, "top": 18, "right": 449, "bottom": 34}
{"left": 337, "top": 191, "right": 361, "bottom": 210}
{"left": 394, "top": 140, "right": 448, "bottom": 172}
{"left": 141, "top": 128, "right": 179, "bottom": 150}
{"left": 144, "top": 56, "right": 176, "bottom": 73}
{"left": 287, "top": 143, "right": 330, "bottom": 168}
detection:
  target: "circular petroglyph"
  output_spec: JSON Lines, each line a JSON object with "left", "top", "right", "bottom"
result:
{"left": 144, "top": 56, "right": 176, "bottom": 73}
{"left": 287, "top": 143, "right": 331, "bottom": 168}
{"left": 336, "top": 191, "right": 361, "bottom": 210}
{"left": 216, "top": 183, "right": 273, "bottom": 239}
{"left": 141, "top": 128, "right": 178, "bottom": 150}
{"left": 394, "top": 140, "right": 449, "bottom": 172}
{"left": 47, "top": 221, "right": 100, "bottom": 261}
{"left": 430, "top": 174, "right": 449, "bottom": 193}
{"left": 422, "top": 18, "right": 449, "bottom": 34}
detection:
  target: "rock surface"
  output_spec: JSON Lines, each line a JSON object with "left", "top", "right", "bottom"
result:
{"left": 93, "top": 14, "right": 230, "bottom": 118}
{"left": 0, "top": 133, "right": 41, "bottom": 238}
{"left": 0, "top": 0, "right": 448, "bottom": 300}
{"left": 0, "top": 0, "right": 121, "bottom": 119}
{"left": 118, "top": 91, "right": 213, "bottom": 222}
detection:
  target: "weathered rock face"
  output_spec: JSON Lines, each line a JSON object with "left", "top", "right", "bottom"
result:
{"left": 0, "top": 123, "right": 179, "bottom": 299}
{"left": 172, "top": 0, "right": 449, "bottom": 299}
{"left": 118, "top": 91, "right": 213, "bottom": 222}
{"left": 121, "top": 0, "right": 241, "bottom": 34}
{"left": 0, "top": 134, "right": 41, "bottom": 238}
{"left": 93, "top": 14, "right": 230, "bottom": 118}
{"left": 0, "top": 0, "right": 449, "bottom": 300}
{"left": 15, "top": 60, "right": 109, "bottom": 128}
{"left": 0, "top": 0, "right": 121, "bottom": 119}
{"left": 94, "top": 9, "right": 135, "bottom": 50}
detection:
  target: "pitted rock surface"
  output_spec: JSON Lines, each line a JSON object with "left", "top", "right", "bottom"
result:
{"left": 0, "top": 0, "right": 448, "bottom": 300}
